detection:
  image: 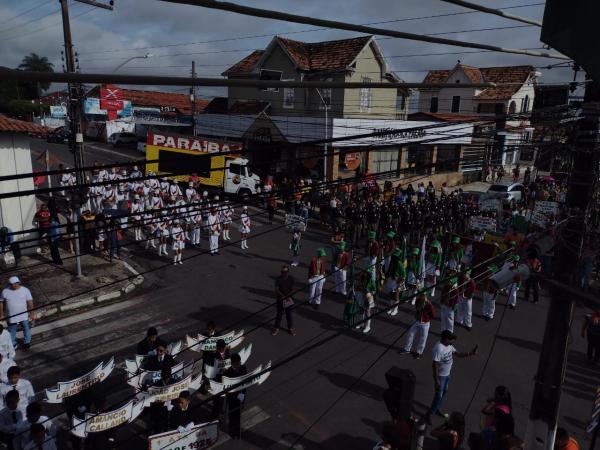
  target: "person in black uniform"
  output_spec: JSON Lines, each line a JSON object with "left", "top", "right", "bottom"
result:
{"left": 143, "top": 340, "right": 175, "bottom": 372}
{"left": 147, "top": 366, "right": 179, "bottom": 434}
{"left": 168, "top": 390, "right": 198, "bottom": 431}
{"left": 224, "top": 353, "right": 248, "bottom": 440}
{"left": 85, "top": 395, "right": 116, "bottom": 450}
{"left": 137, "top": 327, "right": 159, "bottom": 356}
{"left": 209, "top": 339, "right": 231, "bottom": 421}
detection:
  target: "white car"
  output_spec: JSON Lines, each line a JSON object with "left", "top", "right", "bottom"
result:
{"left": 109, "top": 132, "right": 138, "bottom": 147}
{"left": 486, "top": 182, "right": 525, "bottom": 206}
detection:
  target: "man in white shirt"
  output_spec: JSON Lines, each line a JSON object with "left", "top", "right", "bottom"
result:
{"left": 0, "top": 390, "right": 22, "bottom": 448}
{"left": 0, "top": 354, "right": 16, "bottom": 383}
{"left": 424, "top": 330, "right": 477, "bottom": 425}
{"left": 23, "top": 422, "right": 57, "bottom": 450}
{"left": 0, "top": 367, "right": 35, "bottom": 417}
{"left": 0, "top": 277, "right": 34, "bottom": 350}
{"left": 14, "top": 403, "right": 57, "bottom": 450}
{"left": 0, "top": 324, "right": 15, "bottom": 361}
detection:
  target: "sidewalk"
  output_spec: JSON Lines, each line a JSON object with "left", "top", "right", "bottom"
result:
{"left": 3, "top": 250, "right": 144, "bottom": 322}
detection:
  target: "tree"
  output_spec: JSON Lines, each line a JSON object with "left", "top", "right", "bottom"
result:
{"left": 18, "top": 53, "right": 54, "bottom": 99}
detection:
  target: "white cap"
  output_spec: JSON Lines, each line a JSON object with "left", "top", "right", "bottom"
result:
{"left": 243, "top": 205, "right": 248, "bottom": 210}
{"left": 203, "top": 191, "right": 208, "bottom": 197}
{"left": 214, "top": 195, "right": 219, "bottom": 201}
{"left": 8, "top": 276, "right": 20, "bottom": 285}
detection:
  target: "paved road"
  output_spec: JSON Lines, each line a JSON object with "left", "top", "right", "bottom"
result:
{"left": 12, "top": 204, "right": 595, "bottom": 450}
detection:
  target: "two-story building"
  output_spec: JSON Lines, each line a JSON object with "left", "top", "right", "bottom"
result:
{"left": 418, "top": 63, "right": 539, "bottom": 169}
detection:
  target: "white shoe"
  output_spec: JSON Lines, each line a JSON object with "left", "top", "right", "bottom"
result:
{"left": 363, "top": 326, "right": 371, "bottom": 333}
{"left": 390, "top": 307, "right": 398, "bottom": 316}
{"left": 178, "top": 260, "right": 183, "bottom": 265}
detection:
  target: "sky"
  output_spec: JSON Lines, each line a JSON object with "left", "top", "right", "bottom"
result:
{"left": 0, "top": 0, "right": 579, "bottom": 103}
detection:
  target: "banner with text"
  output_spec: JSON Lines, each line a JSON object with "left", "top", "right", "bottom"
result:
{"left": 71, "top": 398, "right": 145, "bottom": 438}
{"left": 127, "top": 362, "right": 185, "bottom": 389}
{"left": 204, "top": 344, "right": 252, "bottom": 380}
{"left": 186, "top": 330, "right": 244, "bottom": 352}
{"left": 138, "top": 373, "right": 203, "bottom": 404}
{"left": 209, "top": 361, "right": 271, "bottom": 395}
{"left": 470, "top": 216, "right": 497, "bottom": 232}
{"left": 148, "top": 421, "right": 219, "bottom": 450}
{"left": 46, "top": 358, "right": 115, "bottom": 403}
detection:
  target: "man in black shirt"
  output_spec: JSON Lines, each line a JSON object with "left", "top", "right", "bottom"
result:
{"left": 169, "top": 391, "right": 197, "bottom": 431}
{"left": 137, "top": 327, "right": 159, "bottom": 356}
{"left": 143, "top": 340, "right": 175, "bottom": 372}
{"left": 224, "top": 354, "right": 248, "bottom": 440}
{"left": 272, "top": 265, "right": 295, "bottom": 336}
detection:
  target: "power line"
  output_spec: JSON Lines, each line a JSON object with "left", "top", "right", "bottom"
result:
{"left": 0, "top": 0, "right": 54, "bottom": 27}
{"left": 439, "top": 0, "right": 542, "bottom": 27}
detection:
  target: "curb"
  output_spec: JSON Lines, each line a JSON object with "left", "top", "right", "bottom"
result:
{"left": 35, "top": 259, "right": 144, "bottom": 320}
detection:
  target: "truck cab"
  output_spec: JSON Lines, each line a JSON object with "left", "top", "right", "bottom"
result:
{"left": 224, "top": 157, "right": 261, "bottom": 197}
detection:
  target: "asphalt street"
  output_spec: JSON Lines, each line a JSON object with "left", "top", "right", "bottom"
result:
{"left": 15, "top": 137, "right": 597, "bottom": 449}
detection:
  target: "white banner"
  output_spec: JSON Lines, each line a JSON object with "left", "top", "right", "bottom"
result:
{"left": 46, "top": 358, "right": 115, "bottom": 403}
{"left": 534, "top": 201, "right": 559, "bottom": 216}
{"left": 209, "top": 361, "right": 271, "bottom": 395}
{"left": 481, "top": 198, "right": 501, "bottom": 213}
{"left": 127, "top": 362, "right": 185, "bottom": 389}
{"left": 138, "top": 373, "right": 203, "bottom": 404}
{"left": 148, "top": 421, "right": 219, "bottom": 450}
{"left": 186, "top": 330, "right": 244, "bottom": 352}
{"left": 285, "top": 214, "right": 307, "bottom": 231}
{"left": 204, "top": 344, "right": 252, "bottom": 380}
{"left": 529, "top": 210, "right": 549, "bottom": 228}
{"left": 71, "top": 398, "right": 145, "bottom": 438}
{"left": 125, "top": 340, "right": 183, "bottom": 373}
{"left": 469, "top": 216, "right": 497, "bottom": 232}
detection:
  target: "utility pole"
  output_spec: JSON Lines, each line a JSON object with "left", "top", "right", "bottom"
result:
{"left": 59, "top": 0, "right": 113, "bottom": 277}
{"left": 190, "top": 60, "right": 197, "bottom": 136}
{"left": 525, "top": 78, "right": 600, "bottom": 450}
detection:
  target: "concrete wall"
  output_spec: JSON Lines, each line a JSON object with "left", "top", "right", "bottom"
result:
{"left": 418, "top": 68, "right": 479, "bottom": 114}
{"left": 0, "top": 133, "right": 36, "bottom": 244}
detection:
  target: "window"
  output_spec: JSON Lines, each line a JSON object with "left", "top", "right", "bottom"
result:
{"left": 259, "top": 69, "right": 282, "bottom": 92}
{"left": 396, "top": 94, "right": 406, "bottom": 111}
{"left": 360, "top": 77, "right": 372, "bottom": 112}
{"left": 521, "top": 94, "right": 530, "bottom": 112}
{"left": 372, "top": 149, "right": 400, "bottom": 177}
{"left": 495, "top": 103, "right": 504, "bottom": 115}
{"left": 451, "top": 96, "right": 461, "bottom": 113}
{"left": 283, "top": 83, "right": 295, "bottom": 109}
{"left": 229, "top": 163, "right": 242, "bottom": 175}
{"left": 318, "top": 84, "right": 332, "bottom": 110}
{"left": 435, "top": 145, "right": 460, "bottom": 173}
{"left": 509, "top": 101, "right": 516, "bottom": 114}
{"left": 430, "top": 97, "right": 439, "bottom": 113}
{"left": 407, "top": 145, "right": 433, "bottom": 175}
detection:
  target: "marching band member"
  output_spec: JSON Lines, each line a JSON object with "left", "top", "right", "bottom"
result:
{"left": 239, "top": 206, "right": 251, "bottom": 250}
{"left": 207, "top": 207, "right": 221, "bottom": 255}
{"left": 440, "top": 276, "right": 459, "bottom": 333}
{"left": 308, "top": 248, "right": 326, "bottom": 310}
{"left": 456, "top": 268, "right": 475, "bottom": 331}
{"left": 170, "top": 219, "right": 185, "bottom": 265}
{"left": 400, "top": 294, "right": 435, "bottom": 359}
{"left": 130, "top": 195, "right": 144, "bottom": 241}
{"left": 220, "top": 201, "right": 233, "bottom": 241}
{"left": 333, "top": 241, "right": 351, "bottom": 296}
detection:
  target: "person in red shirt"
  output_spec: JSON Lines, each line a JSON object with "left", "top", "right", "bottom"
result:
{"left": 367, "top": 231, "right": 380, "bottom": 282}
{"left": 33, "top": 204, "right": 52, "bottom": 252}
{"left": 554, "top": 428, "right": 579, "bottom": 450}
{"left": 334, "top": 242, "right": 351, "bottom": 297}
{"left": 525, "top": 250, "right": 542, "bottom": 304}
{"left": 400, "top": 294, "right": 435, "bottom": 359}
{"left": 457, "top": 269, "right": 476, "bottom": 331}
{"left": 308, "top": 248, "right": 326, "bottom": 310}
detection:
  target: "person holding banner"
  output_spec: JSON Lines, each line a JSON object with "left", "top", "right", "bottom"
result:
{"left": 209, "top": 339, "right": 231, "bottom": 421}
{"left": 224, "top": 353, "right": 248, "bottom": 440}
{"left": 272, "top": 265, "right": 295, "bottom": 336}
{"left": 137, "top": 327, "right": 159, "bottom": 356}
{"left": 308, "top": 249, "right": 326, "bottom": 310}
{"left": 0, "top": 390, "right": 21, "bottom": 450}
{"left": 168, "top": 390, "right": 198, "bottom": 431}
{"left": 143, "top": 341, "right": 175, "bottom": 372}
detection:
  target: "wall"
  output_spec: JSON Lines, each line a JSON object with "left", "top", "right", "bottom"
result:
{"left": 343, "top": 43, "right": 397, "bottom": 119}
{"left": 418, "top": 68, "right": 479, "bottom": 114}
{"left": 0, "top": 133, "right": 36, "bottom": 246}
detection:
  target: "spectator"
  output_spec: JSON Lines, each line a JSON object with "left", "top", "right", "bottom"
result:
{"left": 32, "top": 204, "right": 51, "bottom": 253}
{"left": 48, "top": 217, "right": 62, "bottom": 266}
{"left": 272, "top": 265, "right": 295, "bottom": 336}
{"left": 523, "top": 167, "right": 531, "bottom": 185}
{"left": 0, "top": 277, "right": 34, "bottom": 350}
{"left": 582, "top": 309, "right": 600, "bottom": 364}
{"left": 481, "top": 410, "right": 514, "bottom": 450}
{"left": 481, "top": 386, "right": 512, "bottom": 428}
{"left": 524, "top": 249, "right": 542, "bottom": 304}
{"left": 430, "top": 411, "right": 465, "bottom": 450}
{"left": 373, "top": 421, "right": 403, "bottom": 450}
{"left": 554, "top": 428, "right": 579, "bottom": 450}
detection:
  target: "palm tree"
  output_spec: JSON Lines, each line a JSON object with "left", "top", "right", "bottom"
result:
{"left": 18, "top": 53, "right": 54, "bottom": 99}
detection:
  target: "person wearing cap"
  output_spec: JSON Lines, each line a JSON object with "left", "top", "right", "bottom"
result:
{"left": 239, "top": 206, "right": 251, "bottom": 250}
{"left": 424, "top": 241, "right": 442, "bottom": 298}
{"left": 386, "top": 248, "right": 406, "bottom": 316}
{"left": 506, "top": 256, "right": 521, "bottom": 310}
{"left": 355, "top": 269, "right": 377, "bottom": 333}
{"left": 0, "top": 278, "right": 34, "bottom": 350}
{"left": 158, "top": 214, "right": 170, "bottom": 257}
{"left": 169, "top": 179, "right": 182, "bottom": 198}
{"left": 334, "top": 242, "right": 351, "bottom": 297}
{"left": 406, "top": 248, "right": 423, "bottom": 305}
{"left": 185, "top": 182, "right": 196, "bottom": 203}
{"left": 383, "top": 231, "right": 397, "bottom": 274}
{"left": 401, "top": 294, "right": 435, "bottom": 359}
{"left": 170, "top": 219, "right": 185, "bottom": 265}
{"left": 290, "top": 229, "right": 302, "bottom": 267}
{"left": 272, "top": 265, "right": 295, "bottom": 336}
{"left": 482, "top": 280, "right": 498, "bottom": 321}
{"left": 367, "top": 231, "right": 380, "bottom": 282}
{"left": 308, "top": 249, "right": 327, "bottom": 310}
{"left": 130, "top": 194, "right": 144, "bottom": 241}
{"left": 456, "top": 269, "right": 476, "bottom": 331}
{"left": 207, "top": 208, "right": 221, "bottom": 255}
{"left": 446, "top": 236, "right": 464, "bottom": 273}
{"left": 220, "top": 200, "right": 233, "bottom": 241}
{"left": 144, "top": 210, "right": 159, "bottom": 251}
{"left": 190, "top": 200, "right": 203, "bottom": 248}
{"left": 424, "top": 330, "right": 477, "bottom": 425}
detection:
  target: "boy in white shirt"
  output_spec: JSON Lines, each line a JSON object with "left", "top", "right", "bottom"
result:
{"left": 0, "top": 366, "right": 34, "bottom": 417}
{"left": 23, "top": 423, "right": 57, "bottom": 450}
{"left": 0, "top": 324, "right": 15, "bottom": 361}
{"left": 15, "top": 403, "right": 57, "bottom": 450}
{"left": 0, "top": 354, "right": 16, "bottom": 383}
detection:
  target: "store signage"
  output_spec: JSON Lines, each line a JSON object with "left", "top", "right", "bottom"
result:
{"left": 148, "top": 132, "right": 243, "bottom": 154}
{"left": 100, "top": 84, "right": 124, "bottom": 119}
{"left": 344, "top": 152, "right": 361, "bottom": 170}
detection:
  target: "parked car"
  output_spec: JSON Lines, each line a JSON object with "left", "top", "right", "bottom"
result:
{"left": 486, "top": 182, "right": 525, "bottom": 206}
{"left": 46, "top": 126, "right": 69, "bottom": 144}
{"left": 136, "top": 139, "right": 147, "bottom": 153}
{"left": 459, "top": 190, "right": 489, "bottom": 208}
{"left": 109, "top": 132, "right": 138, "bottom": 147}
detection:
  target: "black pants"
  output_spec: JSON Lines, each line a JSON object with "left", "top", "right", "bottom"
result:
{"left": 227, "top": 395, "right": 243, "bottom": 439}
{"left": 351, "top": 223, "right": 363, "bottom": 249}
{"left": 50, "top": 240, "right": 63, "bottom": 265}
{"left": 525, "top": 277, "right": 539, "bottom": 303}
{"left": 210, "top": 395, "right": 223, "bottom": 420}
{"left": 588, "top": 334, "right": 600, "bottom": 362}
{"left": 275, "top": 298, "right": 293, "bottom": 330}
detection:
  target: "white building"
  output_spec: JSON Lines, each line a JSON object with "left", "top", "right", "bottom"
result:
{"left": 418, "top": 63, "right": 538, "bottom": 166}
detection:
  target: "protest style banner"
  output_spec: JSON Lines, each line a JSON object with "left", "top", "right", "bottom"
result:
{"left": 481, "top": 198, "right": 501, "bottom": 213}
{"left": 470, "top": 216, "right": 497, "bottom": 232}
{"left": 127, "top": 362, "right": 185, "bottom": 389}
{"left": 148, "top": 421, "right": 219, "bottom": 450}
{"left": 285, "top": 214, "right": 307, "bottom": 231}
{"left": 71, "top": 398, "right": 145, "bottom": 438}
{"left": 204, "top": 344, "right": 253, "bottom": 380}
{"left": 138, "top": 373, "right": 203, "bottom": 404}
{"left": 534, "top": 200, "right": 559, "bottom": 215}
{"left": 46, "top": 358, "right": 115, "bottom": 403}
{"left": 186, "top": 330, "right": 244, "bottom": 352}
{"left": 209, "top": 361, "right": 271, "bottom": 395}
{"left": 125, "top": 340, "right": 183, "bottom": 373}
{"left": 530, "top": 210, "right": 549, "bottom": 228}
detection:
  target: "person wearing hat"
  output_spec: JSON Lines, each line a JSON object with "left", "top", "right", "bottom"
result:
{"left": 0, "top": 277, "right": 34, "bottom": 350}
{"left": 308, "top": 249, "right": 327, "bottom": 309}
{"left": 424, "top": 241, "right": 442, "bottom": 298}
{"left": 506, "top": 256, "right": 521, "bottom": 310}
{"left": 157, "top": 214, "right": 170, "bottom": 257}
{"left": 383, "top": 231, "right": 397, "bottom": 274}
{"left": 189, "top": 199, "right": 203, "bottom": 248}
{"left": 456, "top": 269, "right": 476, "bottom": 331}
{"left": 169, "top": 179, "right": 182, "bottom": 198}
{"left": 366, "top": 231, "right": 380, "bottom": 282}
{"left": 446, "top": 236, "right": 464, "bottom": 273}
{"left": 130, "top": 194, "right": 144, "bottom": 241}
{"left": 386, "top": 247, "right": 406, "bottom": 316}
{"left": 239, "top": 206, "right": 251, "bottom": 250}
{"left": 207, "top": 207, "right": 221, "bottom": 256}
{"left": 440, "top": 277, "right": 459, "bottom": 333}
{"left": 482, "top": 279, "right": 498, "bottom": 321}
{"left": 334, "top": 242, "right": 351, "bottom": 297}
{"left": 400, "top": 293, "right": 435, "bottom": 359}
{"left": 290, "top": 228, "right": 302, "bottom": 267}
{"left": 406, "top": 247, "right": 423, "bottom": 305}
{"left": 424, "top": 330, "right": 477, "bottom": 425}
{"left": 185, "top": 181, "right": 196, "bottom": 203}
{"left": 170, "top": 219, "right": 185, "bottom": 265}
{"left": 220, "top": 200, "right": 234, "bottom": 241}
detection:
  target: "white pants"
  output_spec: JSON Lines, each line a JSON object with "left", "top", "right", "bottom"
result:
{"left": 209, "top": 234, "right": 219, "bottom": 254}
{"left": 334, "top": 267, "right": 347, "bottom": 296}
{"left": 368, "top": 256, "right": 377, "bottom": 281}
{"left": 425, "top": 278, "right": 436, "bottom": 298}
{"left": 507, "top": 285, "right": 518, "bottom": 307}
{"left": 192, "top": 227, "right": 201, "bottom": 245}
{"left": 441, "top": 305, "right": 455, "bottom": 333}
{"left": 483, "top": 294, "right": 496, "bottom": 318}
{"left": 308, "top": 275, "right": 326, "bottom": 305}
{"left": 403, "top": 321, "right": 430, "bottom": 355}
{"left": 456, "top": 296, "right": 472, "bottom": 328}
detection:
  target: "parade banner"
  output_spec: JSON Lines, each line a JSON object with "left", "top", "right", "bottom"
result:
{"left": 534, "top": 200, "right": 559, "bottom": 216}
{"left": 209, "top": 361, "right": 271, "bottom": 395}
{"left": 481, "top": 198, "right": 501, "bottom": 214}
{"left": 127, "top": 362, "right": 185, "bottom": 389}
{"left": 529, "top": 210, "right": 549, "bottom": 228}
{"left": 285, "top": 214, "right": 307, "bottom": 231}
{"left": 204, "top": 344, "right": 253, "bottom": 380}
{"left": 71, "top": 398, "right": 145, "bottom": 438}
{"left": 186, "top": 330, "right": 244, "bottom": 352}
{"left": 148, "top": 421, "right": 219, "bottom": 450}
{"left": 125, "top": 340, "right": 183, "bottom": 373}
{"left": 46, "top": 358, "right": 115, "bottom": 403}
{"left": 469, "top": 216, "right": 497, "bottom": 232}
{"left": 139, "top": 373, "right": 203, "bottom": 404}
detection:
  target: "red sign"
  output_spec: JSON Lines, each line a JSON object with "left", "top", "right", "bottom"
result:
{"left": 100, "top": 85, "right": 124, "bottom": 120}
{"left": 344, "top": 152, "right": 361, "bottom": 171}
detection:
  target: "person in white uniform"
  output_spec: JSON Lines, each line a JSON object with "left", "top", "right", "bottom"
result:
{"left": 207, "top": 208, "right": 221, "bottom": 255}
{"left": 0, "top": 366, "right": 34, "bottom": 416}
{"left": 158, "top": 215, "right": 170, "bottom": 257}
{"left": 506, "top": 257, "right": 521, "bottom": 310}
{"left": 239, "top": 206, "right": 251, "bottom": 250}
{"left": 130, "top": 195, "right": 144, "bottom": 241}
{"left": 220, "top": 201, "right": 233, "bottom": 241}
{"left": 400, "top": 294, "right": 435, "bottom": 359}
{"left": 482, "top": 280, "right": 498, "bottom": 320}
{"left": 0, "top": 324, "right": 15, "bottom": 361}
{"left": 170, "top": 219, "right": 185, "bottom": 265}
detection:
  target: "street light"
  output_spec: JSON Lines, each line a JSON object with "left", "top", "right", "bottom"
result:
{"left": 113, "top": 53, "right": 153, "bottom": 73}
